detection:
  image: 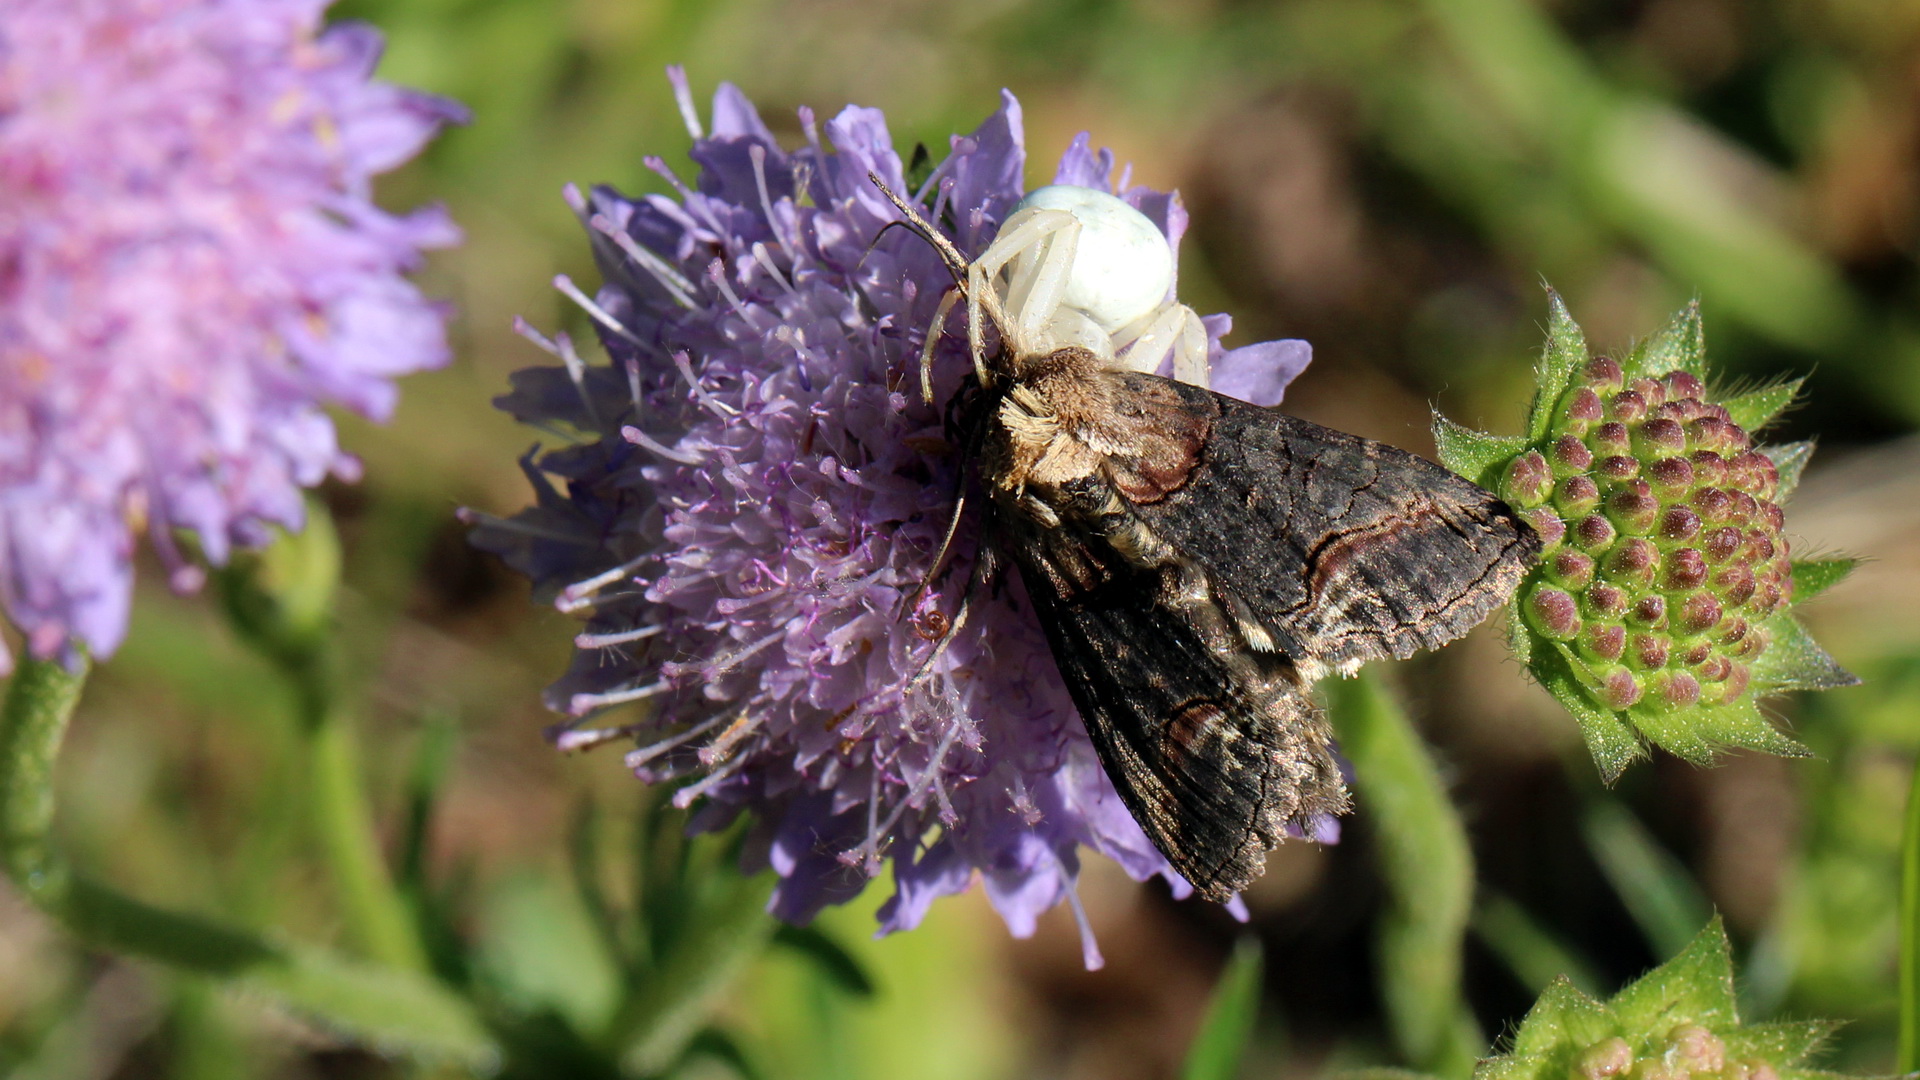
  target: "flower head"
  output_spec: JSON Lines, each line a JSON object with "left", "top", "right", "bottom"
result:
{"left": 1435, "top": 293, "right": 1856, "bottom": 779}
{"left": 0, "top": 0, "right": 464, "bottom": 668}
{"left": 1480, "top": 919, "right": 1838, "bottom": 1080}
{"left": 470, "top": 73, "right": 1314, "bottom": 955}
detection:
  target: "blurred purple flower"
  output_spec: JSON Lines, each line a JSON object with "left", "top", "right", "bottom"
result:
{"left": 470, "top": 73, "right": 1313, "bottom": 960}
{"left": 0, "top": 0, "right": 463, "bottom": 668}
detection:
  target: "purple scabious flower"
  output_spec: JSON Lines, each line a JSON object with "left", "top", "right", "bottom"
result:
{"left": 471, "top": 73, "right": 1313, "bottom": 960}
{"left": 0, "top": 0, "right": 463, "bottom": 668}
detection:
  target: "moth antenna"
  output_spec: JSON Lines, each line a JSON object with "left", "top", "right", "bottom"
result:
{"left": 866, "top": 172, "right": 969, "bottom": 289}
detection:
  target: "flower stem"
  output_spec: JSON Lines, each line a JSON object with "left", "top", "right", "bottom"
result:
{"left": 0, "top": 654, "right": 494, "bottom": 1063}
{"left": 1898, "top": 751, "right": 1920, "bottom": 1072}
{"left": 1326, "top": 669, "right": 1483, "bottom": 1078}
{"left": 290, "top": 654, "right": 430, "bottom": 975}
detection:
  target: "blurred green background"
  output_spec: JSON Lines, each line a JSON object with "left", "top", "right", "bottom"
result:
{"left": 4, "top": 0, "right": 1918, "bottom": 1076}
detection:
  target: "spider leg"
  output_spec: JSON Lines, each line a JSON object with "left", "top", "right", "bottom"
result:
{"left": 1169, "top": 304, "right": 1209, "bottom": 387}
{"left": 919, "top": 285, "right": 962, "bottom": 407}
{"left": 969, "top": 207, "right": 1081, "bottom": 363}
{"left": 1114, "top": 302, "right": 1210, "bottom": 387}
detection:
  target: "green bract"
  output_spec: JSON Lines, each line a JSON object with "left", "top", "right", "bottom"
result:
{"left": 1435, "top": 292, "right": 1857, "bottom": 780}
{"left": 1478, "top": 919, "right": 1841, "bottom": 1080}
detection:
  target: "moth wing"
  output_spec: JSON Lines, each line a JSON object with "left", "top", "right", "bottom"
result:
{"left": 1116, "top": 374, "right": 1540, "bottom": 674}
{"left": 1008, "top": 524, "right": 1347, "bottom": 901}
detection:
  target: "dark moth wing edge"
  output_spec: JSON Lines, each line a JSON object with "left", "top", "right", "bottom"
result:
{"left": 992, "top": 371, "right": 1539, "bottom": 900}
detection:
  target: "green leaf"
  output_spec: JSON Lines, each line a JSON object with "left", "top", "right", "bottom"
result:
{"left": 1761, "top": 441, "right": 1816, "bottom": 503}
{"left": 1789, "top": 558, "right": 1856, "bottom": 603}
{"left": 1181, "top": 938, "right": 1265, "bottom": 1080}
{"left": 1609, "top": 917, "right": 1739, "bottom": 1034}
{"left": 1753, "top": 615, "right": 1860, "bottom": 693}
{"left": 671, "top": 1027, "right": 768, "bottom": 1080}
{"left": 616, "top": 870, "right": 776, "bottom": 1076}
{"left": 1472, "top": 893, "right": 1603, "bottom": 996}
{"left": 1328, "top": 674, "right": 1481, "bottom": 1077}
{"left": 1432, "top": 413, "right": 1529, "bottom": 489}
{"left": 1721, "top": 379, "right": 1804, "bottom": 433}
{"left": 770, "top": 924, "right": 877, "bottom": 998}
{"left": 1581, "top": 803, "right": 1714, "bottom": 962}
{"left": 1529, "top": 289, "right": 1589, "bottom": 442}
{"left": 1534, "top": 645, "right": 1644, "bottom": 781}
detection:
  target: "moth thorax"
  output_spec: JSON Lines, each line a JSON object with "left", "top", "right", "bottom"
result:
{"left": 1015, "top": 344, "right": 1102, "bottom": 382}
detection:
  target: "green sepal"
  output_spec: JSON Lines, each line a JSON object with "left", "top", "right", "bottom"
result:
{"left": 1609, "top": 916, "right": 1738, "bottom": 1032}
{"left": 1528, "top": 289, "right": 1590, "bottom": 443}
{"left": 1790, "top": 557, "right": 1856, "bottom": 603}
{"left": 1625, "top": 298, "right": 1706, "bottom": 380}
{"left": 1721, "top": 1019, "right": 1841, "bottom": 1067}
{"left": 1537, "top": 643, "right": 1645, "bottom": 782}
{"left": 1506, "top": 978, "right": 1616, "bottom": 1057}
{"left": 1721, "top": 378, "right": 1805, "bottom": 433}
{"left": 1763, "top": 441, "right": 1816, "bottom": 503}
{"left": 1753, "top": 614, "right": 1860, "bottom": 692}
{"left": 1688, "top": 697, "right": 1813, "bottom": 759}
{"left": 1432, "top": 412, "right": 1530, "bottom": 489}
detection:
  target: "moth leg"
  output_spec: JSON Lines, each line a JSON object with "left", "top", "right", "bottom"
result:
{"left": 903, "top": 403, "right": 991, "bottom": 616}
{"left": 899, "top": 539, "right": 1002, "bottom": 698}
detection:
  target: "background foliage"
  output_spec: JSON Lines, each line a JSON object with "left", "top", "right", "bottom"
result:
{"left": 3, "top": 0, "right": 1916, "bottom": 1076}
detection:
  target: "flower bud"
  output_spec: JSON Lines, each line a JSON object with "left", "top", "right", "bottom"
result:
{"left": 1529, "top": 587, "right": 1581, "bottom": 639}
{"left": 1502, "top": 450, "right": 1554, "bottom": 507}
{"left": 1552, "top": 435, "right": 1594, "bottom": 475}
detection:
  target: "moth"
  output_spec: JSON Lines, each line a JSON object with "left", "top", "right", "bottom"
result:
{"left": 874, "top": 176, "right": 1540, "bottom": 901}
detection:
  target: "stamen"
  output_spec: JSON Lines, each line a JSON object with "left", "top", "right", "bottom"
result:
{"left": 1050, "top": 847, "right": 1106, "bottom": 971}
{"left": 666, "top": 65, "right": 703, "bottom": 139}
{"left": 707, "top": 259, "right": 754, "bottom": 322}
{"left": 552, "top": 274, "right": 642, "bottom": 344}
{"left": 706, "top": 629, "right": 786, "bottom": 676}
{"left": 864, "top": 715, "right": 968, "bottom": 856}
{"left": 575, "top": 624, "right": 664, "bottom": 649}
{"left": 558, "top": 553, "right": 658, "bottom": 608}
{"left": 673, "top": 351, "right": 738, "bottom": 418}
{"left": 590, "top": 214, "right": 697, "bottom": 309}
{"left": 569, "top": 680, "right": 669, "bottom": 716}
{"left": 622, "top": 424, "right": 703, "bottom": 466}
{"left": 552, "top": 725, "right": 640, "bottom": 753}
{"left": 625, "top": 707, "right": 738, "bottom": 769}
{"left": 751, "top": 241, "right": 796, "bottom": 296}
{"left": 749, "top": 144, "right": 788, "bottom": 253}
{"left": 553, "top": 331, "right": 603, "bottom": 429}
{"left": 698, "top": 709, "right": 765, "bottom": 766}
{"left": 671, "top": 751, "right": 754, "bottom": 809}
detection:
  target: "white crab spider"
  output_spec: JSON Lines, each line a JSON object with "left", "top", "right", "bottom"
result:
{"left": 917, "top": 184, "right": 1210, "bottom": 403}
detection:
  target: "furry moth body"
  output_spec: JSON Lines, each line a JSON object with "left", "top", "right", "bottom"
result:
{"left": 881, "top": 178, "right": 1540, "bottom": 900}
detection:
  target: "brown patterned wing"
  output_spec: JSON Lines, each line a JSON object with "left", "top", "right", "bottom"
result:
{"left": 1115, "top": 374, "right": 1541, "bottom": 677}
{"left": 1005, "top": 515, "right": 1349, "bottom": 901}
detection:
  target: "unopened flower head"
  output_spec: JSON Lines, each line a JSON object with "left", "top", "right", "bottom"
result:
{"left": 1479, "top": 919, "right": 1838, "bottom": 1080}
{"left": 0, "top": 0, "right": 464, "bottom": 668}
{"left": 1436, "top": 293, "right": 1856, "bottom": 779}
{"left": 470, "top": 73, "right": 1316, "bottom": 955}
